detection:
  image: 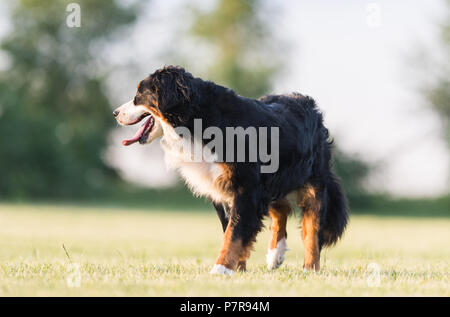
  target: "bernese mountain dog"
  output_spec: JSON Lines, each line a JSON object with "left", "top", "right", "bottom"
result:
{"left": 113, "top": 66, "right": 348, "bottom": 275}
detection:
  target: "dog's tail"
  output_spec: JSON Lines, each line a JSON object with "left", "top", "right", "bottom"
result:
{"left": 320, "top": 172, "right": 349, "bottom": 248}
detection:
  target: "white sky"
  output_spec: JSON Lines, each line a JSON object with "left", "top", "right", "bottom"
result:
{"left": 271, "top": 0, "right": 449, "bottom": 196}
{"left": 0, "top": 0, "right": 448, "bottom": 197}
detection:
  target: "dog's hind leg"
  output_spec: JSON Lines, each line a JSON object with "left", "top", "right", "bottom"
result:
{"left": 266, "top": 198, "right": 291, "bottom": 270}
{"left": 297, "top": 183, "right": 323, "bottom": 272}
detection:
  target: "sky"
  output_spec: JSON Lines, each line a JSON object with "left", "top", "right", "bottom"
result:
{"left": 0, "top": 0, "right": 448, "bottom": 197}
{"left": 272, "top": 0, "right": 449, "bottom": 196}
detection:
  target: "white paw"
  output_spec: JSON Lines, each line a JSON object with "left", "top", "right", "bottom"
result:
{"left": 209, "top": 264, "right": 234, "bottom": 276}
{"left": 266, "top": 238, "right": 288, "bottom": 270}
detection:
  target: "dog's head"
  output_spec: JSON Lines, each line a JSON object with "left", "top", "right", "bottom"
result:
{"left": 113, "top": 66, "right": 197, "bottom": 146}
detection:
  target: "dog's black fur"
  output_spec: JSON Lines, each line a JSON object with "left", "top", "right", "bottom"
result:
{"left": 134, "top": 66, "right": 348, "bottom": 267}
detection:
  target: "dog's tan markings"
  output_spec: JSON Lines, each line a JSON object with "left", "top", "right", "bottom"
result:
{"left": 298, "top": 184, "right": 321, "bottom": 271}
{"left": 301, "top": 214, "right": 320, "bottom": 271}
{"left": 213, "top": 208, "right": 257, "bottom": 273}
{"left": 236, "top": 248, "right": 250, "bottom": 272}
{"left": 215, "top": 227, "right": 243, "bottom": 270}
{"left": 147, "top": 106, "right": 176, "bottom": 129}
{"left": 213, "top": 163, "right": 234, "bottom": 193}
{"left": 146, "top": 106, "right": 165, "bottom": 121}
{"left": 236, "top": 260, "right": 246, "bottom": 271}
{"left": 212, "top": 164, "right": 257, "bottom": 272}
{"left": 266, "top": 198, "right": 291, "bottom": 270}
{"left": 151, "top": 107, "right": 181, "bottom": 132}
{"left": 213, "top": 163, "right": 247, "bottom": 198}
{"left": 235, "top": 234, "right": 258, "bottom": 272}
{"left": 268, "top": 199, "right": 290, "bottom": 249}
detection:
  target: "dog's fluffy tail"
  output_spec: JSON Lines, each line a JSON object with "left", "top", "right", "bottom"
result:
{"left": 320, "top": 172, "right": 349, "bottom": 248}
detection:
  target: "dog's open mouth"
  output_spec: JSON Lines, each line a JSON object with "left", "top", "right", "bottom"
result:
{"left": 122, "top": 114, "right": 155, "bottom": 146}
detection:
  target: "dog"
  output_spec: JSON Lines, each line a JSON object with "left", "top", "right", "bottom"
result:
{"left": 113, "top": 66, "right": 348, "bottom": 275}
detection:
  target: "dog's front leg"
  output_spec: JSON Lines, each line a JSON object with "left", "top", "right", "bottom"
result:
{"left": 210, "top": 192, "right": 263, "bottom": 275}
{"left": 212, "top": 202, "right": 248, "bottom": 271}
{"left": 212, "top": 202, "right": 229, "bottom": 232}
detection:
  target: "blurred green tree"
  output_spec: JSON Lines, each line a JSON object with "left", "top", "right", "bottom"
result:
{"left": 332, "top": 149, "right": 371, "bottom": 204}
{"left": 426, "top": 0, "right": 450, "bottom": 147}
{"left": 190, "top": 0, "right": 279, "bottom": 98}
{"left": 0, "top": 0, "right": 137, "bottom": 199}
{"left": 189, "top": 0, "right": 371, "bottom": 201}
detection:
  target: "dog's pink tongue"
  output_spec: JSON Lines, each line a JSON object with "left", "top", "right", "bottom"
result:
{"left": 122, "top": 124, "right": 147, "bottom": 146}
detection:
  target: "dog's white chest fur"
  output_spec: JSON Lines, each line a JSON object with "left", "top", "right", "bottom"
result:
{"left": 178, "top": 161, "right": 228, "bottom": 203}
{"left": 159, "top": 122, "right": 231, "bottom": 204}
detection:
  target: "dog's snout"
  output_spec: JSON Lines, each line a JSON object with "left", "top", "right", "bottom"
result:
{"left": 113, "top": 110, "right": 120, "bottom": 117}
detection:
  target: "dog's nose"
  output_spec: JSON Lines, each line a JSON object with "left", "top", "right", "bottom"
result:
{"left": 113, "top": 110, "right": 120, "bottom": 117}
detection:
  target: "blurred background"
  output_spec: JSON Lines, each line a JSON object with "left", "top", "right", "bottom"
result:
{"left": 0, "top": 0, "right": 448, "bottom": 215}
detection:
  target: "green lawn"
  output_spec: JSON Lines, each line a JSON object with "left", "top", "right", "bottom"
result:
{"left": 0, "top": 203, "right": 448, "bottom": 296}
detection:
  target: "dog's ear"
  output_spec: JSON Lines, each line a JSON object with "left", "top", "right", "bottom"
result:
{"left": 156, "top": 67, "right": 195, "bottom": 113}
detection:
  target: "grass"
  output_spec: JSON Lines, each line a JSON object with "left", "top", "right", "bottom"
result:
{"left": 0, "top": 202, "right": 448, "bottom": 296}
